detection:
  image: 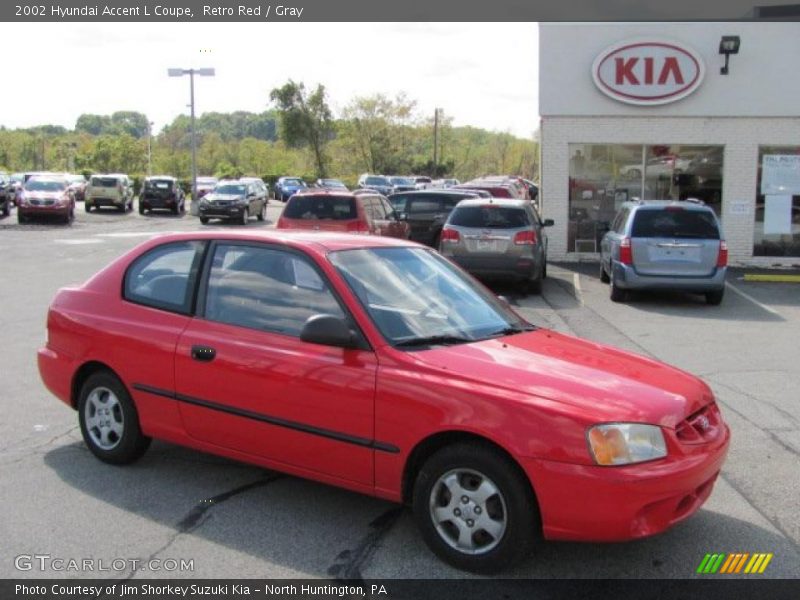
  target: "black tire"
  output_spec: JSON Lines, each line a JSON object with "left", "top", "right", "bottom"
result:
{"left": 412, "top": 442, "right": 538, "bottom": 574}
{"left": 200, "top": 216, "right": 209, "bottom": 225}
{"left": 256, "top": 202, "right": 265, "bottom": 221}
{"left": 527, "top": 269, "right": 543, "bottom": 295}
{"left": 599, "top": 260, "right": 610, "bottom": 283}
{"left": 172, "top": 203, "right": 179, "bottom": 215}
{"left": 139, "top": 204, "right": 146, "bottom": 215}
{"left": 542, "top": 256, "right": 547, "bottom": 279}
{"left": 17, "top": 213, "right": 27, "bottom": 224}
{"left": 610, "top": 273, "right": 627, "bottom": 302}
{"left": 241, "top": 207, "right": 249, "bottom": 226}
{"left": 64, "top": 209, "right": 74, "bottom": 225}
{"left": 85, "top": 203, "right": 92, "bottom": 213}
{"left": 2, "top": 203, "right": 9, "bottom": 217}
{"left": 77, "top": 371, "right": 151, "bottom": 465}
{"left": 705, "top": 289, "right": 724, "bottom": 305}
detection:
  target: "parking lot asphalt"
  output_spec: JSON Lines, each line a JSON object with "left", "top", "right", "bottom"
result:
{"left": 1, "top": 203, "right": 798, "bottom": 580}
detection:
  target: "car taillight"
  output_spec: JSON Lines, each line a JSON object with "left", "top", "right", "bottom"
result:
{"left": 514, "top": 230, "right": 537, "bottom": 245}
{"left": 717, "top": 240, "right": 728, "bottom": 267}
{"left": 619, "top": 237, "right": 633, "bottom": 265}
{"left": 346, "top": 220, "right": 370, "bottom": 234}
{"left": 441, "top": 227, "right": 460, "bottom": 243}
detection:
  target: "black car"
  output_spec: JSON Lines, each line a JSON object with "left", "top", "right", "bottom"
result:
{"left": 0, "top": 174, "right": 11, "bottom": 217}
{"left": 198, "top": 180, "right": 267, "bottom": 225}
{"left": 139, "top": 176, "right": 186, "bottom": 215}
{"left": 387, "top": 190, "right": 481, "bottom": 247}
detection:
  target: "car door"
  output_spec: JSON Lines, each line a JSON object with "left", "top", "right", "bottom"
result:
{"left": 174, "top": 241, "right": 378, "bottom": 485}
{"left": 378, "top": 196, "right": 409, "bottom": 239}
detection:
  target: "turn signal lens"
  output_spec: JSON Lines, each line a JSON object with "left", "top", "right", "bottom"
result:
{"left": 717, "top": 240, "right": 728, "bottom": 267}
{"left": 619, "top": 238, "right": 633, "bottom": 265}
{"left": 587, "top": 423, "right": 667, "bottom": 466}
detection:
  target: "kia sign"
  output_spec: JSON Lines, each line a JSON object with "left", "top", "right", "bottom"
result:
{"left": 592, "top": 40, "right": 705, "bottom": 106}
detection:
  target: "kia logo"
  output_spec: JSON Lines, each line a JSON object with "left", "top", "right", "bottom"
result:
{"left": 592, "top": 40, "right": 705, "bottom": 105}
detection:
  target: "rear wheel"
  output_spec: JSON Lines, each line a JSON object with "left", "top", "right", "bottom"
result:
{"left": 412, "top": 443, "right": 538, "bottom": 574}
{"left": 200, "top": 216, "right": 209, "bottom": 225}
{"left": 705, "top": 289, "right": 724, "bottom": 305}
{"left": 610, "top": 272, "right": 627, "bottom": 302}
{"left": 17, "top": 213, "right": 27, "bottom": 224}
{"left": 599, "top": 260, "right": 610, "bottom": 283}
{"left": 78, "top": 371, "right": 151, "bottom": 465}
{"left": 85, "top": 203, "right": 92, "bottom": 213}
{"left": 257, "top": 202, "right": 265, "bottom": 221}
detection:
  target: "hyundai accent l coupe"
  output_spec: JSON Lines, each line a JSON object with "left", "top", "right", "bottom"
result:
{"left": 38, "top": 231, "right": 730, "bottom": 573}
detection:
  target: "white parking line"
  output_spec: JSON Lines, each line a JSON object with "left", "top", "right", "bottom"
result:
{"left": 725, "top": 281, "right": 782, "bottom": 317}
{"left": 573, "top": 272, "right": 584, "bottom": 306}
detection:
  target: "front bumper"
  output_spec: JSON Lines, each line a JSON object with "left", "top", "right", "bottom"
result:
{"left": 199, "top": 204, "right": 245, "bottom": 219}
{"left": 521, "top": 423, "right": 730, "bottom": 541}
{"left": 613, "top": 262, "right": 727, "bottom": 293}
{"left": 18, "top": 204, "right": 71, "bottom": 218}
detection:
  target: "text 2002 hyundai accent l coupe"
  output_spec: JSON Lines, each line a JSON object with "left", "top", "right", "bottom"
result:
{"left": 38, "top": 231, "right": 729, "bottom": 573}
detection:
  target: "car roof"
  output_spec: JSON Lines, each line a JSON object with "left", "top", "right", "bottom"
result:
{"left": 389, "top": 189, "right": 478, "bottom": 197}
{"left": 453, "top": 197, "right": 529, "bottom": 208}
{"left": 137, "top": 230, "right": 418, "bottom": 255}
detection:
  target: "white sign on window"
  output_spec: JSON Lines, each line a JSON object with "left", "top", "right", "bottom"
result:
{"left": 761, "top": 155, "right": 800, "bottom": 195}
{"left": 763, "top": 194, "right": 793, "bottom": 235}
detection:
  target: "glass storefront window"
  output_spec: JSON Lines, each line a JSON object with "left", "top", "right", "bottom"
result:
{"left": 754, "top": 146, "right": 800, "bottom": 257}
{"left": 568, "top": 144, "right": 723, "bottom": 253}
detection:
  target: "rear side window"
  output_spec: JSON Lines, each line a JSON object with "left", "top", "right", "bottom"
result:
{"left": 408, "top": 199, "right": 442, "bottom": 213}
{"left": 124, "top": 241, "right": 205, "bottom": 313}
{"left": 631, "top": 209, "right": 720, "bottom": 239}
{"left": 449, "top": 206, "right": 530, "bottom": 229}
{"left": 284, "top": 195, "right": 357, "bottom": 220}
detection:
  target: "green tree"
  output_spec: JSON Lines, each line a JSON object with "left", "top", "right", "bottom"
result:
{"left": 270, "top": 80, "right": 334, "bottom": 178}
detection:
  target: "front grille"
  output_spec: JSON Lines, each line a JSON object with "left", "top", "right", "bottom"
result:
{"left": 30, "top": 199, "right": 55, "bottom": 206}
{"left": 676, "top": 403, "right": 722, "bottom": 444}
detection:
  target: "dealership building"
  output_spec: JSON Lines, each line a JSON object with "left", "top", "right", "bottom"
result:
{"left": 539, "top": 22, "right": 800, "bottom": 265}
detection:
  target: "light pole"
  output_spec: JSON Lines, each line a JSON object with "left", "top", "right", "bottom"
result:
{"left": 168, "top": 67, "right": 215, "bottom": 215}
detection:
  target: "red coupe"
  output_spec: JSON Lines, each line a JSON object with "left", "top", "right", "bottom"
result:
{"left": 38, "top": 231, "right": 729, "bottom": 572}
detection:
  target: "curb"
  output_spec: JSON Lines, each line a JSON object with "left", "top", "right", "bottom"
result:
{"left": 743, "top": 274, "right": 800, "bottom": 283}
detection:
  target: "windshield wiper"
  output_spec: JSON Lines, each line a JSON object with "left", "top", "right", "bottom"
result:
{"left": 394, "top": 335, "right": 474, "bottom": 348}
{"left": 485, "top": 325, "right": 537, "bottom": 338}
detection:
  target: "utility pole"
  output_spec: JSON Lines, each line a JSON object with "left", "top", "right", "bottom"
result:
{"left": 147, "top": 121, "right": 154, "bottom": 176}
{"left": 433, "top": 107, "right": 440, "bottom": 176}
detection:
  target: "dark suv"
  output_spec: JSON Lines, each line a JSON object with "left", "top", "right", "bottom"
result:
{"left": 599, "top": 200, "right": 727, "bottom": 304}
{"left": 387, "top": 190, "right": 482, "bottom": 247}
{"left": 198, "top": 180, "right": 267, "bottom": 225}
{"left": 139, "top": 176, "right": 185, "bottom": 215}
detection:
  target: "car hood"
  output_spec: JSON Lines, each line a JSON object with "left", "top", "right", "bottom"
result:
{"left": 407, "top": 329, "right": 712, "bottom": 429}
{"left": 24, "top": 191, "right": 63, "bottom": 199}
{"left": 205, "top": 193, "right": 244, "bottom": 201}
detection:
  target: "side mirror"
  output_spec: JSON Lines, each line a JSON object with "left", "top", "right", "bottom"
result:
{"left": 543, "top": 219, "right": 554, "bottom": 227}
{"left": 300, "top": 314, "right": 357, "bottom": 348}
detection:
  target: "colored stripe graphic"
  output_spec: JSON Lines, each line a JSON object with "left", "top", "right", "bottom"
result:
{"left": 698, "top": 552, "right": 772, "bottom": 574}
{"left": 734, "top": 553, "right": 749, "bottom": 573}
{"left": 758, "top": 554, "right": 773, "bottom": 573}
{"left": 719, "top": 554, "right": 736, "bottom": 573}
{"left": 697, "top": 554, "right": 712, "bottom": 574}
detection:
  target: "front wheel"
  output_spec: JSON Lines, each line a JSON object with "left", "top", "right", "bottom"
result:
{"left": 78, "top": 371, "right": 151, "bottom": 465}
{"left": 200, "top": 216, "right": 209, "bottom": 225}
{"left": 412, "top": 443, "right": 538, "bottom": 573}
{"left": 241, "top": 207, "right": 249, "bottom": 226}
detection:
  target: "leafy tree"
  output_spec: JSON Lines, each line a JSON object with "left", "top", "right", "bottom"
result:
{"left": 76, "top": 114, "right": 112, "bottom": 136}
{"left": 270, "top": 80, "right": 334, "bottom": 178}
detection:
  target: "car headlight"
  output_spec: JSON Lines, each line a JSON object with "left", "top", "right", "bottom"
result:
{"left": 587, "top": 423, "right": 666, "bottom": 466}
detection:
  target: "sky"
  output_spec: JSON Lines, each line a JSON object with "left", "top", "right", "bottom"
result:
{"left": 4, "top": 23, "right": 540, "bottom": 138}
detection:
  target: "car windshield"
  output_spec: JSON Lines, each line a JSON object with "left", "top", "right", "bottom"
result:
{"left": 284, "top": 195, "right": 357, "bottom": 220}
{"left": 26, "top": 180, "right": 66, "bottom": 192}
{"left": 449, "top": 206, "right": 530, "bottom": 229}
{"left": 283, "top": 179, "right": 304, "bottom": 186}
{"left": 330, "top": 247, "right": 531, "bottom": 347}
{"left": 215, "top": 184, "right": 246, "bottom": 195}
{"left": 390, "top": 177, "right": 414, "bottom": 185}
{"left": 631, "top": 209, "right": 720, "bottom": 239}
{"left": 365, "top": 176, "right": 390, "bottom": 186}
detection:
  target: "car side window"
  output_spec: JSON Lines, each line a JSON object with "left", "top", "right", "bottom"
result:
{"left": 613, "top": 209, "right": 629, "bottom": 234}
{"left": 124, "top": 241, "right": 205, "bottom": 314}
{"left": 379, "top": 196, "right": 395, "bottom": 219}
{"left": 203, "top": 244, "right": 347, "bottom": 338}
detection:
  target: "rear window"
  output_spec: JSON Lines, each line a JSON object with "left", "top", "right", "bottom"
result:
{"left": 284, "top": 195, "right": 357, "bottom": 220}
{"left": 631, "top": 209, "right": 720, "bottom": 239}
{"left": 91, "top": 177, "right": 119, "bottom": 187}
{"left": 449, "top": 206, "right": 530, "bottom": 229}
{"left": 146, "top": 180, "right": 173, "bottom": 190}
{"left": 365, "top": 177, "right": 389, "bottom": 186}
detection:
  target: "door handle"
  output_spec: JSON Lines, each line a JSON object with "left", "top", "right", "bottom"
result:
{"left": 191, "top": 345, "right": 216, "bottom": 362}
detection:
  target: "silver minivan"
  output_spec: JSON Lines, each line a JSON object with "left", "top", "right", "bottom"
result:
{"left": 439, "top": 198, "right": 553, "bottom": 293}
{"left": 599, "top": 200, "right": 727, "bottom": 304}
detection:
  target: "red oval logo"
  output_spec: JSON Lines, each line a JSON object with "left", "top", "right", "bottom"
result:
{"left": 592, "top": 40, "right": 705, "bottom": 105}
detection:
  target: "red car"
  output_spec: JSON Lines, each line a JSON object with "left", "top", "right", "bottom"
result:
{"left": 18, "top": 176, "right": 75, "bottom": 224}
{"left": 38, "top": 231, "right": 729, "bottom": 573}
{"left": 277, "top": 189, "right": 410, "bottom": 239}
